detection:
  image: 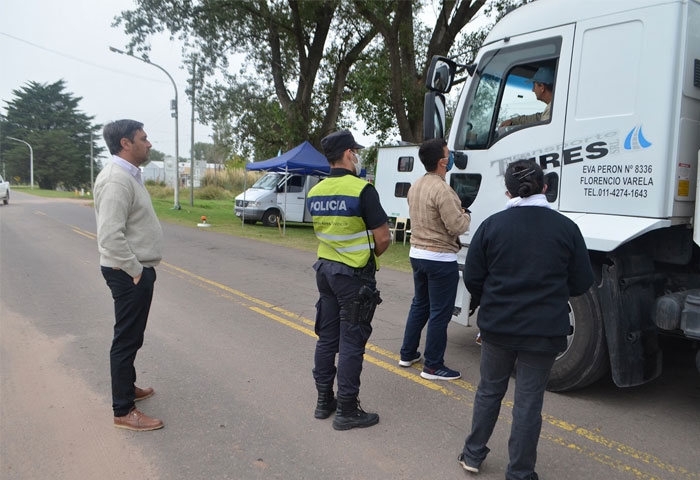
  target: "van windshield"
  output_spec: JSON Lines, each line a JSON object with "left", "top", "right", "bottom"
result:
{"left": 252, "top": 173, "right": 281, "bottom": 190}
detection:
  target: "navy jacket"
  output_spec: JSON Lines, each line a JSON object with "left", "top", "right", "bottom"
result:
{"left": 465, "top": 206, "right": 594, "bottom": 352}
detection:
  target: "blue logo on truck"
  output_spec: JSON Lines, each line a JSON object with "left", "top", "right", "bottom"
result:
{"left": 624, "top": 125, "right": 652, "bottom": 150}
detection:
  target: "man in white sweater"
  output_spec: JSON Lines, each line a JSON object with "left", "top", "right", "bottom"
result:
{"left": 95, "top": 119, "right": 164, "bottom": 431}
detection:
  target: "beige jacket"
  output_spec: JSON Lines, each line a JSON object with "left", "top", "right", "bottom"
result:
{"left": 407, "top": 174, "right": 470, "bottom": 254}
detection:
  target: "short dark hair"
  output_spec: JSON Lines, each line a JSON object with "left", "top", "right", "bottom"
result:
{"left": 103, "top": 119, "right": 144, "bottom": 155}
{"left": 418, "top": 138, "right": 447, "bottom": 172}
{"left": 505, "top": 159, "right": 544, "bottom": 198}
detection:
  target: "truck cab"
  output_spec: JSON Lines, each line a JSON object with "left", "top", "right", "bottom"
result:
{"left": 424, "top": 0, "right": 700, "bottom": 390}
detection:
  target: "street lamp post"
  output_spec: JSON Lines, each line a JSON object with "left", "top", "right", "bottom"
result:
{"left": 6, "top": 136, "right": 33, "bottom": 189}
{"left": 109, "top": 46, "right": 181, "bottom": 209}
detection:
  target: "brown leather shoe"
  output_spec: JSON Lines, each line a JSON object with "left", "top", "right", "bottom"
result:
{"left": 114, "top": 408, "right": 164, "bottom": 431}
{"left": 135, "top": 386, "right": 154, "bottom": 401}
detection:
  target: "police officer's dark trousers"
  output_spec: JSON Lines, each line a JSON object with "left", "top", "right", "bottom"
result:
{"left": 101, "top": 266, "right": 156, "bottom": 416}
{"left": 312, "top": 260, "right": 373, "bottom": 398}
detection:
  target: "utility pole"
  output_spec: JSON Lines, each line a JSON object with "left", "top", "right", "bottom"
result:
{"left": 90, "top": 131, "right": 94, "bottom": 195}
{"left": 190, "top": 57, "right": 196, "bottom": 207}
{"left": 109, "top": 46, "right": 181, "bottom": 209}
{"left": 6, "top": 136, "right": 33, "bottom": 189}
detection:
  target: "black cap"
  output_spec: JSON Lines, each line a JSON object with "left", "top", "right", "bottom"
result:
{"left": 320, "top": 130, "right": 364, "bottom": 159}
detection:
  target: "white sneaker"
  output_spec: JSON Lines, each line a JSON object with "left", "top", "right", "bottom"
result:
{"left": 398, "top": 352, "right": 421, "bottom": 367}
{"left": 458, "top": 453, "right": 479, "bottom": 473}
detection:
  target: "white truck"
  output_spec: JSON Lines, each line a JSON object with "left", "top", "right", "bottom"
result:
{"left": 418, "top": 0, "right": 700, "bottom": 391}
{"left": 0, "top": 174, "right": 9, "bottom": 205}
{"left": 234, "top": 172, "right": 321, "bottom": 226}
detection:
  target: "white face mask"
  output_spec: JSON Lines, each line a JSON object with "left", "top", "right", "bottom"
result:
{"left": 352, "top": 151, "right": 362, "bottom": 176}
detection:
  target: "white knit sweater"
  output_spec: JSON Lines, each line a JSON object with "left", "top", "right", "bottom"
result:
{"left": 94, "top": 160, "right": 163, "bottom": 278}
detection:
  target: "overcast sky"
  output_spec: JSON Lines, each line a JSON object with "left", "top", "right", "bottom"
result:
{"left": 1, "top": 1, "right": 491, "bottom": 163}
{"left": 0, "top": 0, "right": 388, "bottom": 163}
{"left": 1, "top": 0, "right": 219, "bottom": 161}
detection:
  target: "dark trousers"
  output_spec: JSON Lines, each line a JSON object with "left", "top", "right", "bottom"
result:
{"left": 312, "top": 260, "right": 373, "bottom": 398}
{"left": 101, "top": 266, "right": 156, "bottom": 416}
{"left": 461, "top": 340, "right": 556, "bottom": 480}
{"left": 400, "top": 258, "right": 459, "bottom": 368}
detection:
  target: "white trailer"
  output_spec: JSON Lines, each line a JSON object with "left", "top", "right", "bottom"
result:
{"left": 423, "top": 0, "right": 700, "bottom": 390}
{"left": 374, "top": 145, "right": 423, "bottom": 220}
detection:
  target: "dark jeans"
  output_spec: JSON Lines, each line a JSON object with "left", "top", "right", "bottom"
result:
{"left": 461, "top": 340, "right": 555, "bottom": 480}
{"left": 101, "top": 266, "right": 156, "bottom": 416}
{"left": 400, "top": 257, "right": 458, "bottom": 368}
{"left": 312, "top": 260, "right": 373, "bottom": 398}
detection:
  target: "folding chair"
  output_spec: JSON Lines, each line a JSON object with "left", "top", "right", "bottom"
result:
{"left": 389, "top": 217, "right": 408, "bottom": 244}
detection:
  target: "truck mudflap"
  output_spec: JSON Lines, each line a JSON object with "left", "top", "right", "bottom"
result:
{"left": 598, "top": 254, "right": 663, "bottom": 387}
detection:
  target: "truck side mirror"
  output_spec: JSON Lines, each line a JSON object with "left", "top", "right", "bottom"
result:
{"left": 423, "top": 91, "right": 446, "bottom": 141}
{"left": 426, "top": 56, "right": 457, "bottom": 93}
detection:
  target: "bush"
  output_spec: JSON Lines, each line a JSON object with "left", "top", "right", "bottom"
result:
{"left": 197, "top": 185, "right": 233, "bottom": 200}
{"left": 201, "top": 168, "right": 262, "bottom": 193}
{"left": 147, "top": 184, "right": 174, "bottom": 199}
{"left": 145, "top": 179, "right": 166, "bottom": 187}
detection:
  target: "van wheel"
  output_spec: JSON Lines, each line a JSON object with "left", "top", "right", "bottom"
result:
{"left": 261, "top": 209, "right": 280, "bottom": 227}
{"left": 547, "top": 286, "right": 609, "bottom": 392}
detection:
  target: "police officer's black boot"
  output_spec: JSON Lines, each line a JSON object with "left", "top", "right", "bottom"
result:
{"left": 314, "top": 383, "right": 337, "bottom": 419}
{"left": 332, "top": 395, "right": 379, "bottom": 430}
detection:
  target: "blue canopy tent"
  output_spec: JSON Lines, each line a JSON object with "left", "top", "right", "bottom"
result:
{"left": 246, "top": 141, "right": 329, "bottom": 175}
{"left": 242, "top": 141, "right": 329, "bottom": 233}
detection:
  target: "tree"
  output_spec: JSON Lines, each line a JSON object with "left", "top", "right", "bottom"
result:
{"left": 115, "top": 0, "right": 378, "bottom": 160}
{"left": 353, "top": 0, "right": 531, "bottom": 144}
{"left": 1, "top": 80, "right": 102, "bottom": 189}
{"left": 115, "top": 0, "right": 530, "bottom": 154}
{"left": 149, "top": 148, "right": 166, "bottom": 163}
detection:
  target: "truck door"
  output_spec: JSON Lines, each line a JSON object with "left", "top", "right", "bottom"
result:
{"left": 448, "top": 25, "right": 575, "bottom": 246}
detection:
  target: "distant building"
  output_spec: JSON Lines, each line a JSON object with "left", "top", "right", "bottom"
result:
{"left": 141, "top": 161, "right": 165, "bottom": 183}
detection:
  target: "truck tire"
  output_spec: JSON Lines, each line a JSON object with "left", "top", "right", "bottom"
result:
{"left": 547, "top": 286, "right": 609, "bottom": 392}
{"left": 261, "top": 209, "right": 280, "bottom": 227}
{"left": 2, "top": 193, "right": 8, "bottom": 205}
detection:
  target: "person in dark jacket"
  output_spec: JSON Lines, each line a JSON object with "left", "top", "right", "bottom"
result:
{"left": 458, "top": 159, "right": 594, "bottom": 480}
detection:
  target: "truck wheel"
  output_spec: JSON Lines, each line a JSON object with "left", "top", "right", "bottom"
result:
{"left": 3, "top": 193, "right": 8, "bottom": 205}
{"left": 261, "top": 209, "right": 280, "bottom": 227}
{"left": 547, "top": 286, "right": 609, "bottom": 392}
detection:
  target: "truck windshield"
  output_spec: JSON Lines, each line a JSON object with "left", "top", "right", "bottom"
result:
{"left": 454, "top": 37, "right": 561, "bottom": 150}
{"left": 252, "top": 173, "right": 281, "bottom": 190}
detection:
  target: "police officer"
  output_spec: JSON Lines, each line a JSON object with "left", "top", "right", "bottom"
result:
{"left": 307, "top": 130, "right": 391, "bottom": 431}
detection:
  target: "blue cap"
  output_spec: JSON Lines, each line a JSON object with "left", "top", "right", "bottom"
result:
{"left": 321, "top": 130, "right": 364, "bottom": 159}
{"left": 529, "top": 67, "right": 554, "bottom": 85}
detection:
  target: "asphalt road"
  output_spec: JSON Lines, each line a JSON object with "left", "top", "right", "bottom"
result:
{"left": 1, "top": 190, "right": 698, "bottom": 480}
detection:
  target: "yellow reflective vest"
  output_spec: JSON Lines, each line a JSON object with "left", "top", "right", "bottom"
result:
{"left": 307, "top": 174, "right": 377, "bottom": 269}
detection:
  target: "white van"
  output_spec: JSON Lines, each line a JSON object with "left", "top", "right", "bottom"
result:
{"left": 234, "top": 172, "right": 321, "bottom": 226}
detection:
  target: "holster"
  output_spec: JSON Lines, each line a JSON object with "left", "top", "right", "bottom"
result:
{"left": 345, "top": 284, "right": 382, "bottom": 325}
